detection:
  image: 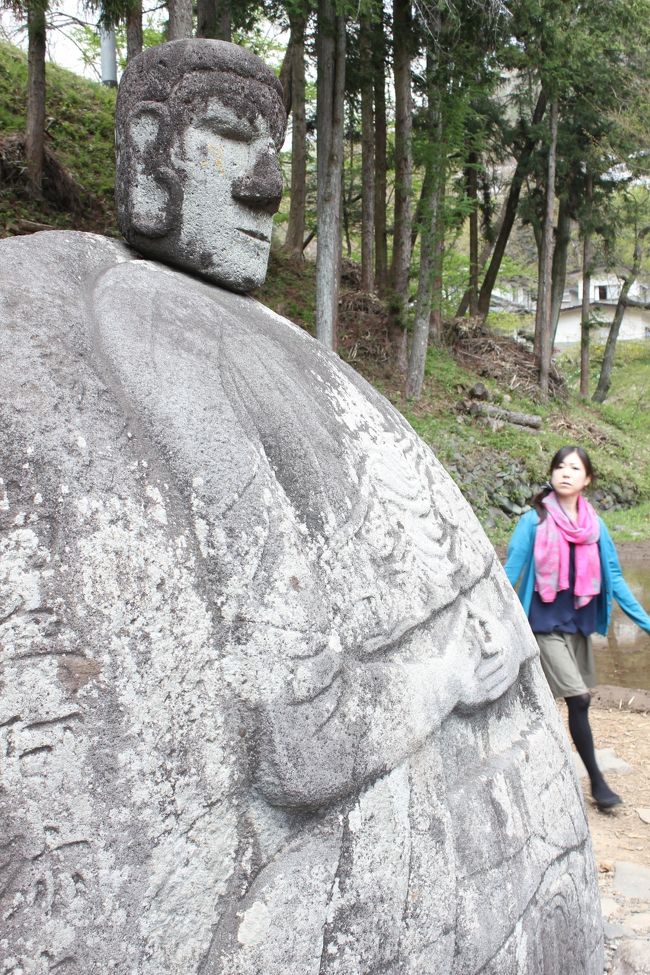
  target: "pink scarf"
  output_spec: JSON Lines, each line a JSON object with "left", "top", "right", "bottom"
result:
{"left": 534, "top": 492, "right": 601, "bottom": 608}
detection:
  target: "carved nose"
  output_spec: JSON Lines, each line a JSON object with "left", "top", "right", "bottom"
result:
{"left": 231, "top": 149, "right": 283, "bottom": 214}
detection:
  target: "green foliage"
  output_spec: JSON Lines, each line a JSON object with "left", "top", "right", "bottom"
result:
{"left": 601, "top": 502, "right": 650, "bottom": 541}
{"left": 600, "top": 186, "right": 650, "bottom": 275}
{"left": 592, "top": 341, "right": 650, "bottom": 433}
{"left": 256, "top": 250, "right": 317, "bottom": 333}
{"left": 437, "top": 250, "right": 470, "bottom": 315}
{"left": 70, "top": 14, "right": 165, "bottom": 75}
{"left": 510, "top": 0, "right": 650, "bottom": 245}
{"left": 0, "top": 41, "right": 117, "bottom": 233}
{"left": 233, "top": 20, "right": 287, "bottom": 72}
{"left": 0, "top": 42, "right": 26, "bottom": 131}
{"left": 486, "top": 310, "right": 534, "bottom": 335}
{"left": 87, "top": 0, "right": 137, "bottom": 30}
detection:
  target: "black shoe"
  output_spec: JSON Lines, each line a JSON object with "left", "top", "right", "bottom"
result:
{"left": 591, "top": 779, "right": 623, "bottom": 811}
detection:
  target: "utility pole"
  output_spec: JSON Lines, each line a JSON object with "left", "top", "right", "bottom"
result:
{"left": 100, "top": 27, "right": 117, "bottom": 87}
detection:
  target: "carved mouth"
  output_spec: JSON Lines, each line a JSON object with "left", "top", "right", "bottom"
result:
{"left": 238, "top": 228, "right": 270, "bottom": 243}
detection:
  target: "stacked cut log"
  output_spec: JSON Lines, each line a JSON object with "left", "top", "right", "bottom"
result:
{"left": 468, "top": 401, "right": 542, "bottom": 431}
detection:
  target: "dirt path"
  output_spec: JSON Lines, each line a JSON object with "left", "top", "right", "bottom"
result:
{"left": 578, "top": 706, "right": 650, "bottom": 869}
{"left": 615, "top": 541, "right": 650, "bottom": 564}
{"left": 562, "top": 701, "right": 650, "bottom": 972}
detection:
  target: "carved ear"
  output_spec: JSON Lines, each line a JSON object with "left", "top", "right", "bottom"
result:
{"left": 126, "top": 104, "right": 175, "bottom": 239}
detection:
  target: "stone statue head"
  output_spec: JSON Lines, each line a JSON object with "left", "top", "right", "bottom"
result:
{"left": 115, "top": 39, "right": 287, "bottom": 292}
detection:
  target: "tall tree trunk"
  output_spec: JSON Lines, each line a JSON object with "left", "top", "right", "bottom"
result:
{"left": 373, "top": 16, "right": 388, "bottom": 294}
{"left": 429, "top": 223, "right": 445, "bottom": 345}
{"left": 406, "top": 50, "right": 442, "bottom": 400}
{"left": 26, "top": 0, "right": 47, "bottom": 198}
{"left": 126, "top": 0, "right": 143, "bottom": 60}
{"left": 281, "top": 14, "right": 307, "bottom": 263}
{"left": 278, "top": 38, "right": 293, "bottom": 115}
{"left": 580, "top": 240, "right": 592, "bottom": 398}
{"left": 410, "top": 162, "right": 434, "bottom": 251}
{"left": 579, "top": 174, "right": 593, "bottom": 399}
{"left": 359, "top": 13, "right": 375, "bottom": 293}
{"left": 593, "top": 228, "right": 649, "bottom": 403}
{"left": 550, "top": 195, "right": 571, "bottom": 344}
{"left": 531, "top": 207, "right": 543, "bottom": 357}
{"left": 455, "top": 194, "right": 508, "bottom": 317}
{"left": 343, "top": 139, "right": 353, "bottom": 258}
{"left": 477, "top": 89, "right": 548, "bottom": 318}
{"left": 536, "top": 98, "right": 558, "bottom": 399}
{"left": 467, "top": 150, "right": 479, "bottom": 316}
{"left": 168, "top": 0, "right": 193, "bottom": 39}
{"left": 592, "top": 282, "right": 633, "bottom": 404}
{"left": 196, "top": 0, "right": 231, "bottom": 39}
{"left": 390, "top": 0, "right": 413, "bottom": 371}
{"left": 315, "top": 0, "right": 345, "bottom": 350}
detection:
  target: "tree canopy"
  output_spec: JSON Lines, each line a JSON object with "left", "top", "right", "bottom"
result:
{"left": 6, "top": 0, "right": 650, "bottom": 399}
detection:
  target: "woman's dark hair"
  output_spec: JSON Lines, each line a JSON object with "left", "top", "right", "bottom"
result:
{"left": 530, "top": 445, "right": 595, "bottom": 521}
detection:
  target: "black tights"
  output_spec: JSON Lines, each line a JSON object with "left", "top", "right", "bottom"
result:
{"left": 566, "top": 694, "right": 600, "bottom": 781}
{"left": 565, "top": 693, "right": 620, "bottom": 806}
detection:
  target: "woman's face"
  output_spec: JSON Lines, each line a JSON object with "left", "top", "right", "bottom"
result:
{"left": 550, "top": 451, "right": 591, "bottom": 501}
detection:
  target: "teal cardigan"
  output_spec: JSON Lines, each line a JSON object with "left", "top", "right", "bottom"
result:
{"left": 504, "top": 508, "right": 650, "bottom": 637}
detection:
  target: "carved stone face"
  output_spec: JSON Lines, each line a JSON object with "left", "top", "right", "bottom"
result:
{"left": 168, "top": 93, "right": 282, "bottom": 291}
{"left": 115, "top": 40, "right": 286, "bottom": 292}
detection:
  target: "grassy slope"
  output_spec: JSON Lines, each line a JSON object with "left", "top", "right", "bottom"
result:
{"left": 3, "top": 42, "right": 650, "bottom": 546}
{"left": 0, "top": 42, "right": 117, "bottom": 234}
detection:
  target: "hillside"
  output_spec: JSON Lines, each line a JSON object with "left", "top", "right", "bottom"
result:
{"left": 3, "top": 41, "right": 650, "bottom": 547}
{"left": 0, "top": 42, "right": 117, "bottom": 235}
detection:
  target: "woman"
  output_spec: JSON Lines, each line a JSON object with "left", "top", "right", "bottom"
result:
{"left": 505, "top": 445, "right": 650, "bottom": 811}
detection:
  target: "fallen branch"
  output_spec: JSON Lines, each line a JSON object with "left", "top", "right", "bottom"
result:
{"left": 468, "top": 402, "right": 542, "bottom": 428}
{"left": 13, "top": 219, "right": 57, "bottom": 235}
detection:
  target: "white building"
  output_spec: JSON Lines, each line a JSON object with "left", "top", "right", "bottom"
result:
{"left": 555, "top": 274, "right": 650, "bottom": 345}
{"left": 491, "top": 273, "right": 650, "bottom": 345}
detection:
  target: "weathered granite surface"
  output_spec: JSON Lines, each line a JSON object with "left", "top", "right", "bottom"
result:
{"left": 612, "top": 939, "right": 650, "bottom": 975}
{"left": 0, "top": 229, "right": 604, "bottom": 973}
{"left": 115, "top": 39, "right": 285, "bottom": 292}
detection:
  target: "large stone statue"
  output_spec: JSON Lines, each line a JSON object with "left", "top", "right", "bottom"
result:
{"left": 0, "top": 39, "right": 602, "bottom": 975}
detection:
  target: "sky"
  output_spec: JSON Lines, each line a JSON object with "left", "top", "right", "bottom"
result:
{"left": 0, "top": 2, "right": 288, "bottom": 85}
{"left": 1, "top": 1, "right": 94, "bottom": 77}
{"left": 0, "top": 0, "right": 163, "bottom": 81}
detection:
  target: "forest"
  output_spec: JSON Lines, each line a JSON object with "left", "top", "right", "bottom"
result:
{"left": 2, "top": 0, "right": 650, "bottom": 542}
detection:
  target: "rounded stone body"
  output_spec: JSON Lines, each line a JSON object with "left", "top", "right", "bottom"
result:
{"left": 0, "top": 232, "right": 603, "bottom": 974}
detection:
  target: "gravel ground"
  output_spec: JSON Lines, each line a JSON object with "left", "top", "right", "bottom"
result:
{"left": 562, "top": 701, "right": 650, "bottom": 973}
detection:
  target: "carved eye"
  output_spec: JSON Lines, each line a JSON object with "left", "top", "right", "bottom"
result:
{"left": 202, "top": 117, "right": 254, "bottom": 142}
